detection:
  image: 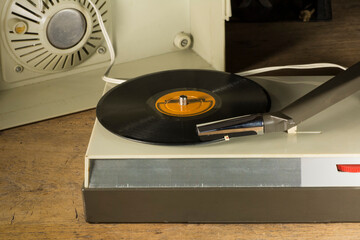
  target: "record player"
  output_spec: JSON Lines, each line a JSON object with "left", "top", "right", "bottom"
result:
{"left": 1, "top": 0, "right": 358, "bottom": 223}
{"left": 82, "top": 70, "right": 360, "bottom": 223}
{"left": 80, "top": 0, "right": 360, "bottom": 223}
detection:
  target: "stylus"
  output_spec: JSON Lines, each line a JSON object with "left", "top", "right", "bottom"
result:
{"left": 197, "top": 61, "right": 360, "bottom": 141}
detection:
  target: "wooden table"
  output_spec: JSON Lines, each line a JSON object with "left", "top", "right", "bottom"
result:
{"left": 1, "top": 109, "right": 360, "bottom": 239}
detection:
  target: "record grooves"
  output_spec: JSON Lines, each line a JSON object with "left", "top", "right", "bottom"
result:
{"left": 96, "top": 69, "right": 271, "bottom": 145}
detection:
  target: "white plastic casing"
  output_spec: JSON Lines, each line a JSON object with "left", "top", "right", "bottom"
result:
{"left": 0, "top": 0, "right": 231, "bottom": 130}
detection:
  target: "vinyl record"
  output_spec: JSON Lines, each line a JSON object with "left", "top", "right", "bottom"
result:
{"left": 96, "top": 69, "right": 271, "bottom": 145}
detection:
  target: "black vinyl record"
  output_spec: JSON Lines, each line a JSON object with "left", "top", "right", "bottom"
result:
{"left": 96, "top": 69, "right": 271, "bottom": 145}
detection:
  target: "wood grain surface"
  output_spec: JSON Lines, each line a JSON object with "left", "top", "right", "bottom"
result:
{"left": 1, "top": 110, "right": 360, "bottom": 239}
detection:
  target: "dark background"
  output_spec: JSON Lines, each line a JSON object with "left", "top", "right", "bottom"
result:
{"left": 226, "top": 0, "right": 360, "bottom": 75}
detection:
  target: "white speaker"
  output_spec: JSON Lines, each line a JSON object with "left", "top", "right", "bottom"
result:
{"left": 0, "top": 0, "right": 111, "bottom": 89}
{"left": 0, "top": 0, "right": 231, "bottom": 130}
{"left": 0, "top": 0, "right": 113, "bottom": 129}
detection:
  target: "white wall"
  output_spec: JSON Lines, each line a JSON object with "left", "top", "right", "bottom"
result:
{"left": 190, "top": 0, "right": 226, "bottom": 71}
{"left": 112, "top": 0, "right": 191, "bottom": 63}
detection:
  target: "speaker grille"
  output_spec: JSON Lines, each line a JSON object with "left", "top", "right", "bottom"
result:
{"left": 3, "top": 0, "right": 109, "bottom": 72}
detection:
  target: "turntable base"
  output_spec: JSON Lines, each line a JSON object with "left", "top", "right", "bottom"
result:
{"left": 83, "top": 76, "right": 360, "bottom": 223}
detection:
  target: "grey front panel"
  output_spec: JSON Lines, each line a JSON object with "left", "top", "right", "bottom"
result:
{"left": 89, "top": 158, "right": 301, "bottom": 188}
{"left": 82, "top": 187, "right": 360, "bottom": 223}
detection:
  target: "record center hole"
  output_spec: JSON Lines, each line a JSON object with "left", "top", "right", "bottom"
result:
{"left": 179, "top": 95, "right": 188, "bottom": 106}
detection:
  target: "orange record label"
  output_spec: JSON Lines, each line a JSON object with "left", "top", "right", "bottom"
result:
{"left": 155, "top": 90, "right": 216, "bottom": 117}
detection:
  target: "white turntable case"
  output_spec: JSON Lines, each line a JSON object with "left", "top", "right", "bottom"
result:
{"left": 82, "top": 76, "right": 360, "bottom": 223}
